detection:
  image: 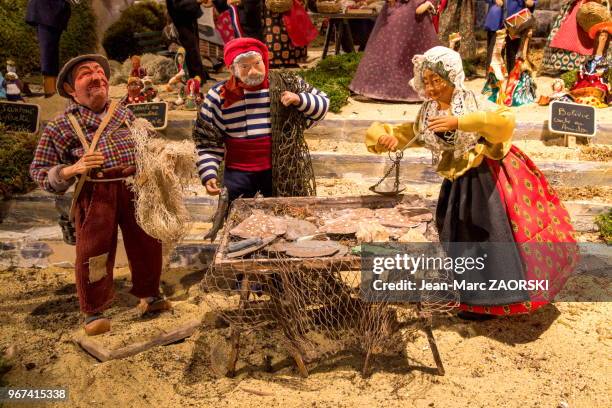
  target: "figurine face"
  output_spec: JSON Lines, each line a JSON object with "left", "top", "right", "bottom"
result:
{"left": 131, "top": 56, "right": 141, "bottom": 68}
{"left": 233, "top": 54, "right": 265, "bottom": 86}
{"left": 64, "top": 61, "right": 109, "bottom": 113}
{"left": 552, "top": 80, "right": 564, "bottom": 93}
{"left": 422, "top": 69, "right": 454, "bottom": 105}
{"left": 128, "top": 81, "right": 143, "bottom": 96}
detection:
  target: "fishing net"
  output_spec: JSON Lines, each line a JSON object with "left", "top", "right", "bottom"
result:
{"left": 202, "top": 197, "right": 459, "bottom": 376}
{"left": 269, "top": 70, "right": 317, "bottom": 197}
{"left": 129, "top": 118, "right": 196, "bottom": 243}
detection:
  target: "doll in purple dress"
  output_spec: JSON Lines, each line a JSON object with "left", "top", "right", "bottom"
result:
{"left": 349, "top": 0, "right": 440, "bottom": 102}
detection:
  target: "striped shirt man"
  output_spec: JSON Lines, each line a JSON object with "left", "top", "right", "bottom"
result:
{"left": 195, "top": 79, "right": 329, "bottom": 184}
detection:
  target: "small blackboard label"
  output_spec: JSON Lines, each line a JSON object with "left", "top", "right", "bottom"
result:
{"left": 127, "top": 102, "right": 168, "bottom": 130}
{"left": 0, "top": 101, "right": 40, "bottom": 133}
{"left": 549, "top": 101, "right": 596, "bottom": 137}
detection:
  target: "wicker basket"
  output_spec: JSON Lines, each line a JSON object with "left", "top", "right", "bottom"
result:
{"left": 317, "top": 1, "right": 342, "bottom": 13}
{"left": 265, "top": 0, "right": 293, "bottom": 13}
{"left": 577, "top": 2, "right": 611, "bottom": 33}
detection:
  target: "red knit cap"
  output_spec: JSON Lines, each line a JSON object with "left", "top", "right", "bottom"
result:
{"left": 224, "top": 38, "right": 269, "bottom": 69}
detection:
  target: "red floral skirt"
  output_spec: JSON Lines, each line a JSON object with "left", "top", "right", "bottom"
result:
{"left": 457, "top": 146, "right": 579, "bottom": 315}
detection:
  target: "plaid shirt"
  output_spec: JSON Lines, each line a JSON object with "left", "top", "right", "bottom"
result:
{"left": 30, "top": 100, "right": 137, "bottom": 192}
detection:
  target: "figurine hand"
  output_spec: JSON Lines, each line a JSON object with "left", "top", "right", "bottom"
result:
{"left": 62, "top": 152, "right": 105, "bottom": 179}
{"left": 388, "top": 0, "right": 396, "bottom": 7}
{"left": 416, "top": 1, "right": 435, "bottom": 15}
{"left": 281, "top": 91, "right": 301, "bottom": 107}
{"left": 205, "top": 178, "right": 221, "bottom": 195}
{"left": 495, "top": 0, "right": 503, "bottom": 7}
{"left": 427, "top": 116, "right": 459, "bottom": 132}
{"left": 524, "top": 0, "right": 534, "bottom": 7}
{"left": 377, "top": 134, "right": 399, "bottom": 151}
{"left": 199, "top": 0, "right": 214, "bottom": 6}
{"left": 228, "top": 0, "right": 241, "bottom": 5}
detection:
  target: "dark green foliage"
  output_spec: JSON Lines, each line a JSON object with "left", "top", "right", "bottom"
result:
{"left": 595, "top": 210, "right": 612, "bottom": 245}
{"left": 102, "top": 1, "right": 166, "bottom": 62}
{"left": 0, "top": 0, "right": 96, "bottom": 76}
{"left": 298, "top": 53, "right": 363, "bottom": 113}
{"left": 560, "top": 69, "right": 578, "bottom": 90}
{"left": 0, "top": 125, "right": 38, "bottom": 200}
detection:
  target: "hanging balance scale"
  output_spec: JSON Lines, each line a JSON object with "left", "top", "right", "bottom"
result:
{"left": 369, "top": 133, "right": 420, "bottom": 196}
{"left": 369, "top": 150, "right": 406, "bottom": 196}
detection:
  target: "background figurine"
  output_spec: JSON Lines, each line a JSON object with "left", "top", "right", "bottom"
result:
{"left": 185, "top": 75, "right": 202, "bottom": 109}
{"left": 503, "top": 29, "right": 537, "bottom": 106}
{"left": 166, "top": 47, "right": 187, "bottom": 92}
{"left": 142, "top": 76, "right": 159, "bottom": 102}
{"left": 25, "top": 0, "right": 71, "bottom": 97}
{"left": 6, "top": 59, "right": 17, "bottom": 74}
{"left": 123, "top": 76, "right": 147, "bottom": 105}
{"left": 484, "top": 1, "right": 537, "bottom": 72}
{"left": 130, "top": 55, "right": 147, "bottom": 79}
{"left": 482, "top": 29, "right": 508, "bottom": 103}
{"left": 2, "top": 72, "right": 24, "bottom": 102}
{"left": 350, "top": 0, "right": 440, "bottom": 102}
{"left": 537, "top": 78, "right": 574, "bottom": 106}
{"left": 438, "top": 0, "right": 477, "bottom": 60}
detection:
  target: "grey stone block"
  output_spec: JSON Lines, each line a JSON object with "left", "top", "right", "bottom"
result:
{"left": 20, "top": 242, "right": 53, "bottom": 259}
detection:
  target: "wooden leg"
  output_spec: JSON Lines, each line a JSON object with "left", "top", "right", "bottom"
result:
{"left": 422, "top": 318, "right": 445, "bottom": 376}
{"left": 322, "top": 19, "right": 333, "bottom": 60}
{"left": 362, "top": 348, "right": 372, "bottom": 377}
{"left": 227, "top": 273, "right": 251, "bottom": 377}
{"left": 290, "top": 350, "right": 309, "bottom": 378}
{"left": 341, "top": 20, "right": 354, "bottom": 53}
{"left": 226, "top": 326, "right": 241, "bottom": 377}
{"left": 334, "top": 20, "right": 341, "bottom": 56}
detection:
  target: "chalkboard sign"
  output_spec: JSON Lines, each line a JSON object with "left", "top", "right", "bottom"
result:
{"left": 127, "top": 102, "right": 168, "bottom": 130}
{"left": 0, "top": 101, "right": 40, "bottom": 133}
{"left": 549, "top": 101, "right": 597, "bottom": 137}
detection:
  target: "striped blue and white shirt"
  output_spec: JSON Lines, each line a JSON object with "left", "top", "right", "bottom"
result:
{"left": 194, "top": 79, "right": 329, "bottom": 183}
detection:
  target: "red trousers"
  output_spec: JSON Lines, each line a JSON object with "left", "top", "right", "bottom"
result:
{"left": 74, "top": 167, "right": 162, "bottom": 314}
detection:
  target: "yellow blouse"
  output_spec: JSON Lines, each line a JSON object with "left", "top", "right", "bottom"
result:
{"left": 365, "top": 107, "right": 516, "bottom": 180}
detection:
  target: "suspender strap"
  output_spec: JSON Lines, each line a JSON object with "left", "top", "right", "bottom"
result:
{"left": 67, "top": 100, "right": 120, "bottom": 221}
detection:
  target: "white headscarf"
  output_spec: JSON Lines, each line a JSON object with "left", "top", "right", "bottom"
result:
{"left": 409, "top": 47, "right": 495, "bottom": 164}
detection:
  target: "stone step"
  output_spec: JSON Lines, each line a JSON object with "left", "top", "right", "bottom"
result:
{"left": 157, "top": 117, "right": 612, "bottom": 145}
{"left": 310, "top": 152, "right": 612, "bottom": 188}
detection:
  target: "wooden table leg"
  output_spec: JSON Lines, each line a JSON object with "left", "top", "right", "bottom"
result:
{"left": 290, "top": 349, "right": 309, "bottom": 378}
{"left": 226, "top": 326, "right": 241, "bottom": 377}
{"left": 341, "top": 20, "right": 354, "bottom": 53}
{"left": 361, "top": 348, "right": 373, "bottom": 377}
{"left": 334, "top": 20, "right": 342, "bottom": 56}
{"left": 422, "top": 316, "right": 445, "bottom": 375}
{"left": 322, "top": 18, "right": 334, "bottom": 59}
{"left": 226, "top": 273, "right": 251, "bottom": 377}
{"left": 417, "top": 303, "right": 445, "bottom": 375}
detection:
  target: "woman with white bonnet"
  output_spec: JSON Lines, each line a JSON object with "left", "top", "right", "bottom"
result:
{"left": 365, "top": 46, "right": 579, "bottom": 319}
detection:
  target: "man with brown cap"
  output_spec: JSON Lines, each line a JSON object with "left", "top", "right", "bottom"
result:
{"left": 30, "top": 54, "right": 171, "bottom": 336}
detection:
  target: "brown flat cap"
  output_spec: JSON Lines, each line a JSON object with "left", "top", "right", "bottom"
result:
{"left": 57, "top": 54, "right": 111, "bottom": 98}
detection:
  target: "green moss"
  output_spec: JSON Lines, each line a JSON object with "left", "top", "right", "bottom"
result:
{"left": 560, "top": 70, "right": 578, "bottom": 90}
{"left": 0, "top": 125, "right": 38, "bottom": 200}
{"left": 102, "top": 1, "right": 166, "bottom": 62}
{"left": 298, "top": 53, "right": 362, "bottom": 113}
{"left": 595, "top": 210, "right": 612, "bottom": 245}
{"left": 0, "top": 0, "right": 96, "bottom": 76}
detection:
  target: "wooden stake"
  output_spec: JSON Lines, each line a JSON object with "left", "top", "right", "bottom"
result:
{"left": 75, "top": 319, "right": 201, "bottom": 362}
{"left": 564, "top": 134, "right": 576, "bottom": 148}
